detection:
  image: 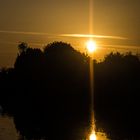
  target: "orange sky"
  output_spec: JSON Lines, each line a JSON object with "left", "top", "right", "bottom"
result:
{"left": 0, "top": 0, "right": 140, "bottom": 67}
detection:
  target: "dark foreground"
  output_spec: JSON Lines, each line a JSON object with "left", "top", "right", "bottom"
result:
{"left": 0, "top": 42, "right": 140, "bottom": 140}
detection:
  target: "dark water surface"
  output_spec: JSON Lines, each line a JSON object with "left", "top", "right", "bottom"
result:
{"left": 0, "top": 115, "right": 109, "bottom": 140}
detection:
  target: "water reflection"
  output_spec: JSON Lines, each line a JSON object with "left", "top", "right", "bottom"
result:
{"left": 0, "top": 115, "right": 109, "bottom": 140}
{"left": 0, "top": 116, "right": 19, "bottom": 140}
{"left": 95, "top": 131, "right": 109, "bottom": 140}
{"left": 90, "top": 131, "right": 96, "bottom": 140}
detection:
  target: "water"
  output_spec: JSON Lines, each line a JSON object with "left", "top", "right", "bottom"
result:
{"left": 0, "top": 115, "right": 109, "bottom": 140}
{"left": 0, "top": 116, "right": 19, "bottom": 140}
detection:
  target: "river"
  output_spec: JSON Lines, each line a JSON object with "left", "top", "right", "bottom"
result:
{"left": 0, "top": 115, "right": 109, "bottom": 140}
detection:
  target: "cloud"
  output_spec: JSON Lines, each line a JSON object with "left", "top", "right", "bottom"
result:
{"left": 0, "top": 30, "right": 127, "bottom": 40}
{"left": 0, "top": 30, "right": 50, "bottom": 36}
{"left": 0, "top": 40, "right": 44, "bottom": 47}
{"left": 101, "top": 44, "right": 140, "bottom": 50}
{"left": 60, "top": 34, "right": 127, "bottom": 40}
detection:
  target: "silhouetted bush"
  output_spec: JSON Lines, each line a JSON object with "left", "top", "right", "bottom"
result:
{"left": 0, "top": 42, "right": 140, "bottom": 140}
{"left": 0, "top": 42, "right": 91, "bottom": 140}
{"left": 94, "top": 52, "right": 140, "bottom": 139}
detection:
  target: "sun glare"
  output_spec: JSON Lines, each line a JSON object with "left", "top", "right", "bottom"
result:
{"left": 90, "top": 131, "right": 97, "bottom": 140}
{"left": 86, "top": 39, "right": 97, "bottom": 53}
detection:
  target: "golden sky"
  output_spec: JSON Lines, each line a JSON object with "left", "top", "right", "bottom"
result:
{"left": 0, "top": 0, "right": 140, "bottom": 67}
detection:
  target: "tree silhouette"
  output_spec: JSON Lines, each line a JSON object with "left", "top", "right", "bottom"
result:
{"left": 0, "top": 42, "right": 140, "bottom": 140}
{"left": 18, "top": 42, "right": 28, "bottom": 54}
{"left": 94, "top": 52, "right": 140, "bottom": 139}
{"left": 9, "top": 41, "right": 91, "bottom": 140}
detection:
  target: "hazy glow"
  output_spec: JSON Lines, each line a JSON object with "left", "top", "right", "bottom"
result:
{"left": 90, "top": 132, "right": 96, "bottom": 140}
{"left": 86, "top": 39, "right": 97, "bottom": 53}
{"left": 60, "top": 34, "right": 127, "bottom": 40}
{"left": 0, "top": 31, "right": 127, "bottom": 40}
{"left": 0, "top": 30, "right": 51, "bottom": 36}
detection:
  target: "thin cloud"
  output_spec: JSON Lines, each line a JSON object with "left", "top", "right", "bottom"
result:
{"left": 0, "top": 30, "right": 51, "bottom": 36}
{"left": 100, "top": 44, "right": 140, "bottom": 50}
{"left": 0, "top": 41, "right": 17, "bottom": 45}
{"left": 0, "top": 30, "right": 127, "bottom": 40}
{"left": 60, "top": 34, "right": 127, "bottom": 40}
{"left": 0, "top": 40, "right": 44, "bottom": 47}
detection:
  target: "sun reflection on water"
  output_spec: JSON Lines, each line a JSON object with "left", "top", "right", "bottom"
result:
{"left": 89, "top": 131, "right": 109, "bottom": 140}
{"left": 90, "top": 131, "right": 96, "bottom": 140}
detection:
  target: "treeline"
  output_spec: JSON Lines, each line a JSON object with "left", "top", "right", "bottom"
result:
{"left": 94, "top": 52, "right": 140, "bottom": 139}
{"left": 0, "top": 41, "right": 140, "bottom": 140}
{"left": 0, "top": 42, "right": 91, "bottom": 140}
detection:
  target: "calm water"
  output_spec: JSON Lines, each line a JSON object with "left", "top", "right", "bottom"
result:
{"left": 0, "top": 116, "right": 19, "bottom": 140}
{"left": 0, "top": 115, "right": 109, "bottom": 140}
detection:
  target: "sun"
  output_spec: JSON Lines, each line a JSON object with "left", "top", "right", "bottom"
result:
{"left": 86, "top": 39, "right": 97, "bottom": 53}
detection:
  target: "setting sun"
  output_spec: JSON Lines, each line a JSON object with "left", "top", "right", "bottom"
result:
{"left": 86, "top": 39, "right": 97, "bottom": 53}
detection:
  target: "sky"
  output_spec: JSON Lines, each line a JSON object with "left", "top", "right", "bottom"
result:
{"left": 0, "top": 0, "right": 140, "bottom": 67}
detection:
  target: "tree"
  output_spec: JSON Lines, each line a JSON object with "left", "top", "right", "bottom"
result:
{"left": 18, "top": 42, "right": 28, "bottom": 54}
